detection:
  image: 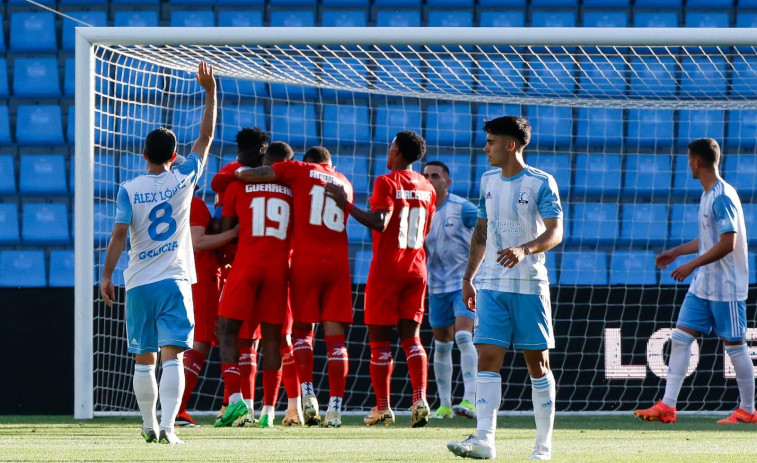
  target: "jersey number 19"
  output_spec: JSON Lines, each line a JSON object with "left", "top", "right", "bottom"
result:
{"left": 249, "top": 196, "right": 290, "bottom": 240}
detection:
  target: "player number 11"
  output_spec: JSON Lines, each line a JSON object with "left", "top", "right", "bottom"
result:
{"left": 309, "top": 185, "right": 345, "bottom": 232}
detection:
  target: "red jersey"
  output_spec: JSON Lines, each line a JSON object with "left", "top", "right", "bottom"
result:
{"left": 369, "top": 170, "right": 436, "bottom": 278}
{"left": 272, "top": 161, "right": 353, "bottom": 258}
{"left": 212, "top": 161, "right": 241, "bottom": 208}
{"left": 190, "top": 196, "right": 221, "bottom": 278}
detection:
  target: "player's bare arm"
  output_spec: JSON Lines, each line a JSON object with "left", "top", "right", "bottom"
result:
{"left": 656, "top": 239, "right": 700, "bottom": 269}
{"left": 190, "top": 61, "right": 216, "bottom": 161}
{"left": 462, "top": 218, "right": 487, "bottom": 311}
{"left": 190, "top": 223, "right": 238, "bottom": 252}
{"left": 324, "top": 182, "right": 392, "bottom": 232}
{"left": 235, "top": 165, "right": 277, "bottom": 183}
{"left": 497, "top": 217, "right": 563, "bottom": 268}
{"left": 100, "top": 223, "right": 128, "bottom": 308}
{"left": 671, "top": 233, "right": 735, "bottom": 282}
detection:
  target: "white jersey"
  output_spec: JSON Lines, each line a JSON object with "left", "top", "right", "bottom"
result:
{"left": 689, "top": 179, "right": 748, "bottom": 302}
{"left": 476, "top": 166, "right": 562, "bottom": 295}
{"left": 426, "top": 193, "right": 477, "bottom": 294}
{"left": 115, "top": 153, "right": 204, "bottom": 290}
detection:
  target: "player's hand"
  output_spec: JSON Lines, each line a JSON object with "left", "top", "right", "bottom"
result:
{"left": 655, "top": 250, "right": 677, "bottom": 269}
{"left": 462, "top": 278, "right": 477, "bottom": 312}
{"left": 196, "top": 61, "right": 215, "bottom": 92}
{"left": 671, "top": 262, "right": 695, "bottom": 282}
{"left": 324, "top": 182, "right": 349, "bottom": 209}
{"left": 496, "top": 246, "right": 526, "bottom": 268}
{"left": 101, "top": 278, "right": 115, "bottom": 308}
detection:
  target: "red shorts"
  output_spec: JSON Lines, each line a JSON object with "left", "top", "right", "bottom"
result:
{"left": 218, "top": 264, "right": 289, "bottom": 331}
{"left": 191, "top": 273, "right": 220, "bottom": 343}
{"left": 364, "top": 274, "right": 426, "bottom": 326}
{"left": 290, "top": 254, "right": 353, "bottom": 324}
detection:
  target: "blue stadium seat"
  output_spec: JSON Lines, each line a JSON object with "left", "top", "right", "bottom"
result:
{"left": 724, "top": 155, "right": 757, "bottom": 199}
{"left": 685, "top": 12, "right": 730, "bottom": 28}
{"left": 634, "top": 11, "right": 679, "bottom": 28}
{"left": 427, "top": 0, "right": 473, "bottom": 6}
{"left": 64, "top": 58, "right": 75, "bottom": 98}
{"left": 62, "top": 11, "right": 107, "bottom": 52}
{"left": 573, "top": 154, "right": 622, "bottom": 198}
{"left": 111, "top": 0, "right": 160, "bottom": 4}
{"left": 219, "top": 105, "right": 267, "bottom": 144}
{"left": 219, "top": 76, "right": 268, "bottom": 98}
{"left": 323, "top": 0, "right": 368, "bottom": 5}
{"left": 374, "top": 0, "right": 421, "bottom": 6}
{"left": 91, "top": 154, "right": 117, "bottom": 198}
{"left": 20, "top": 155, "right": 67, "bottom": 195}
{"left": 743, "top": 204, "right": 757, "bottom": 242}
{"left": 321, "top": 10, "right": 366, "bottom": 27}
{"left": 0, "top": 106, "right": 11, "bottom": 145}
{"left": 117, "top": 105, "right": 164, "bottom": 146}
{"left": 629, "top": 57, "right": 678, "bottom": 98}
{"left": 0, "top": 15, "right": 5, "bottom": 52}
{"left": 476, "top": 57, "right": 525, "bottom": 98}
{"left": 578, "top": 57, "right": 626, "bottom": 98}
{"left": 13, "top": 58, "right": 60, "bottom": 99}
{"left": 333, "top": 154, "right": 371, "bottom": 196}
{"left": 427, "top": 10, "right": 473, "bottom": 27}
{"left": 346, "top": 216, "right": 371, "bottom": 244}
{"left": 623, "top": 154, "right": 672, "bottom": 198}
{"left": 688, "top": 0, "right": 733, "bottom": 8}
{"left": 737, "top": 12, "right": 757, "bottom": 28}
{"left": 68, "top": 105, "right": 116, "bottom": 147}
{"left": 559, "top": 251, "right": 608, "bottom": 285}
{"left": 322, "top": 105, "right": 371, "bottom": 147}
{"left": 119, "top": 153, "right": 146, "bottom": 183}
{"left": 529, "top": 106, "right": 573, "bottom": 147}
{"left": 531, "top": 11, "right": 576, "bottom": 28}
{"left": 479, "top": 11, "right": 525, "bottom": 28}
{"left": 0, "top": 251, "right": 45, "bottom": 288}
{"left": 373, "top": 104, "right": 422, "bottom": 145}
{"left": 11, "top": 13, "right": 56, "bottom": 53}
{"left": 376, "top": 11, "right": 422, "bottom": 27}
{"left": 196, "top": 156, "right": 220, "bottom": 195}
{"left": 474, "top": 103, "right": 523, "bottom": 147}
{"left": 114, "top": 10, "right": 159, "bottom": 27}
{"left": 620, "top": 204, "right": 668, "bottom": 246}
{"left": 270, "top": 11, "right": 316, "bottom": 27}
{"left": 22, "top": 203, "right": 69, "bottom": 245}
{"left": 0, "top": 156, "right": 14, "bottom": 195}
{"left": 0, "top": 59, "right": 8, "bottom": 99}
{"left": 170, "top": 0, "right": 212, "bottom": 4}
{"left": 570, "top": 203, "right": 618, "bottom": 246}
{"left": 113, "top": 56, "right": 164, "bottom": 101}
{"left": 626, "top": 109, "right": 674, "bottom": 148}
{"left": 677, "top": 110, "right": 725, "bottom": 147}
{"left": 680, "top": 57, "right": 727, "bottom": 99}
{"left": 425, "top": 104, "right": 473, "bottom": 147}
{"left": 218, "top": 10, "right": 263, "bottom": 27}
{"left": 727, "top": 110, "right": 757, "bottom": 150}
{"left": 320, "top": 58, "right": 369, "bottom": 100}
{"left": 94, "top": 201, "right": 116, "bottom": 245}
{"left": 669, "top": 203, "right": 698, "bottom": 244}
{"left": 269, "top": 0, "right": 316, "bottom": 5}
{"left": 527, "top": 57, "right": 576, "bottom": 97}
{"left": 169, "top": 104, "right": 202, "bottom": 145}
{"left": 531, "top": 0, "right": 577, "bottom": 7}
{"left": 479, "top": 0, "right": 525, "bottom": 6}
{"left": 659, "top": 254, "right": 697, "bottom": 286}
{"left": 432, "top": 154, "right": 472, "bottom": 197}
{"left": 526, "top": 152, "right": 571, "bottom": 198}
{"left": 269, "top": 58, "right": 318, "bottom": 100}
{"left": 672, "top": 154, "right": 701, "bottom": 198}
{"left": 352, "top": 249, "right": 372, "bottom": 284}
{"left": 425, "top": 57, "right": 474, "bottom": 94}
{"left": 270, "top": 103, "right": 319, "bottom": 150}
{"left": 16, "top": 106, "right": 64, "bottom": 146}
{"left": 583, "top": 12, "right": 628, "bottom": 26}
{"left": 0, "top": 204, "right": 19, "bottom": 245}
{"left": 170, "top": 10, "right": 215, "bottom": 27}
{"left": 575, "top": 108, "right": 623, "bottom": 148}
{"left": 49, "top": 250, "right": 75, "bottom": 287}
{"left": 730, "top": 57, "right": 757, "bottom": 98}
{"left": 98, "top": 251, "right": 129, "bottom": 287}
{"left": 610, "top": 251, "right": 657, "bottom": 286}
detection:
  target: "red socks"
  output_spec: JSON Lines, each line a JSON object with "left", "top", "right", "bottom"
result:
{"left": 401, "top": 337, "right": 427, "bottom": 403}
{"left": 280, "top": 343, "right": 300, "bottom": 398}
{"left": 370, "top": 341, "right": 393, "bottom": 411}
{"left": 325, "top": 334, "right": 348, "bottom": 399}
{"left": 179, "top": 349, "right": 206, "bottom": 413}
{"left": 263, "top": 369, "right": 283, "bottom": 407}
{"left": 292, "top": 329, "right": 314, "bottom": 384}
{"left": 221, "top": 362, "right": 241, "bottom": 401}
{"left": 239, "top": 346, "right": 257, "bottom": 402}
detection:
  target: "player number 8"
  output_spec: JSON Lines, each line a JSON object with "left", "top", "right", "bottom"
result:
{"left": 147, "top": 202, "right": 177, "bottom": 241}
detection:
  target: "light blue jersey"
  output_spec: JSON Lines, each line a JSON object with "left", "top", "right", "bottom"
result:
{"left": 426, "top": 193, "right": 477, "bottom": 295}
{"left": 476, "top": 166, "right": 562, "bottom": 295}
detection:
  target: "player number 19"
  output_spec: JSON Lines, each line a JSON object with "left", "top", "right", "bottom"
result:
{"left": 309, "top": 185, "right": 345, "bottom": 232}
{"left": 249, "top": 196, "right": 290, "bottom": 240}
{"left": 398, "top": 206, "right": 427, "bottom": 249}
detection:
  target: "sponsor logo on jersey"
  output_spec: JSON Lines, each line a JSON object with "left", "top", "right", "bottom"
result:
{"left": 485, "top": 191, "right": 492, "bottom": 199}
{"left": 493, "top": 220, "right": 525, "bottom": 235}
{"left": 518, "top": 192, "right": 530, "bottom": 205}
{"left": 445, "top": 218, "right": 456, "bottom": 228}
{"left": 395, "top": 189, "right": 433, "bottom": 201}
{"left": 138, "top": 241, "right": 179, "bottom": 260}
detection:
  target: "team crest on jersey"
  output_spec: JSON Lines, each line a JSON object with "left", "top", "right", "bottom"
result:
{"left": 445, "top": 218, "right": 456, "bottom": 228}
{"left": 518, "top": 192, "right": 530, "bottom": 204}
{"left": 485, "top": 191, "right": 492, "bottom": 199}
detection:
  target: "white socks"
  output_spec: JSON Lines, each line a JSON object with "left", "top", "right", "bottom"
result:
{"left": 261, "top": 404, "right": 275, "bottom": 418}
{"left": 229, "top": 392, "right": 242, "bottom": 405}
{"left": 159, "top": 359, "right": 184, "bottom": 432}
{"left": 662, "top": 328, "right": 695, "bottom": 408}
{"left": 327, "top": 396, "right": 343, "bottom": 413}
{"left": 301, "top": 381, "right": 315, "bottom": 397}
{"left": 725, "top": 343, "right": 755, "bottom": 414}
{"left": 531, "top": 371, "right": 556, "bottom": 450}
{"left": 433, "top": 340, "right": 454, "bottom": 408}
{"left": 133, "top": 364, "right": 158, "bottom": 431}
{"left": 474, "top": 371, "right": 501, "bottom": 446}
{"left": 455, "top": 330, "right": 478, "bottom": 403}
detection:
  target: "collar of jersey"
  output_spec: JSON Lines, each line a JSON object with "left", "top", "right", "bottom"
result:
{"left": 499, "top": 165, "right": 529, "bottom": 182}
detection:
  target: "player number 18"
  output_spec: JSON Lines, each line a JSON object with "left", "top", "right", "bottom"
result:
{"left": 308, "top": 185, "right": 345, "bottom": 232}
{"left": 398, "top": 206, "right": 427, "bottom": 249}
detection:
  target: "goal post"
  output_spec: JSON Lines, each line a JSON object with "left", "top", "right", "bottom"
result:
{"left": 75, "top": 26, "right": 757, "bottom": 419}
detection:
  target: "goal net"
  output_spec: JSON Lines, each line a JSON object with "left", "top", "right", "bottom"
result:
{"left": 75, "top": 27, "right": 757, "bottom": 418}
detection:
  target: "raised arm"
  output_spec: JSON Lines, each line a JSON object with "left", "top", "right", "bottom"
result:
{"left": 100, "top": 223, "right": 128, "bottom": 307}
{"left": 235, "top": 166, "right": 277, "bottom": 183}
{"left": 190, "top": 61, "right": 217, "bottom": 162}
{"left": 324, "top": 183, "right": 392, "bottom": 232}
{"left": 462, "top": 218, "right": 488, "bottom": 311}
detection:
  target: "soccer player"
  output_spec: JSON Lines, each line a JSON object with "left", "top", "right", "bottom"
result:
{"left": 634, "top": 138, "right": 755, "bottom": 425}
{"left": 422, "top": 160, "right": 478, "bottom": 420}
{"left": 100, "top": 61, "right": 216, "bottom": 445}
{"left": 326, "top": 131, "right": 436, "bottom": 428}
{"left": 446, "top": 116, "right": 563, "bottom": 461}
{"left": 236, "top": 146, "right": 354, "bottom": 428}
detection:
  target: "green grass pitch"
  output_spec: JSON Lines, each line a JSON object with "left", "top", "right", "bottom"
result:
{"left": 0, "top": 415, "right": 755, "bottom": 462}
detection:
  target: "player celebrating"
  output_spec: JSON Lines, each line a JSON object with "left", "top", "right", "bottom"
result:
{"left": 635, "top": 138, "right": 755, "bottom": 425}
{"left": 447, "top": 116, "right": 563, "bottom": 461}
{"left": 236, "top": 146, "right": 354, "bottom": 428}
{"left": 422, "top": 160, "right": 478, "bottom": 420}
{"left": 326, "top": 131, "right": 436, "bottom": 428}
{"left": 100, "top": 61, "right": 216, "bottom": 445}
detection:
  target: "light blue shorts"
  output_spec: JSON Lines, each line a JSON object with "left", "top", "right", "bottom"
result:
{"left": 677, "top": 291, "right": 746, "bottom": 342}
{"left": 473, "top": 289, "right": 554, "bottom": 350}
{"left": 428, "top": 290, "right": 475, "bottom": 328}
{"left": 125, "top": 279, "right": 195, "bottom": 354}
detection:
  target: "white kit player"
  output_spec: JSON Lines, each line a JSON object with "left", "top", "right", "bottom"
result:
{"left": 422, "top": 160, "right": 479, "bottom": 420}
{"left": 447, "top": 116, "right": 563, "bottom": 461}
{"left": 635, "top": 138, "right": 756, "bottom": 425}
{"left": 100, "top": 61, "right": 216, "bottom": 445}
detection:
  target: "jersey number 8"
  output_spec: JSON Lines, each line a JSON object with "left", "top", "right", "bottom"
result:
{"left": 148, "top": 202, "right": 177, "bottom": 241}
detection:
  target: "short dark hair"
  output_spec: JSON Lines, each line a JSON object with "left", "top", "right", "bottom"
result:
{"left": 423, "top": 160, "right": 450, "bottom": 176}
{"left": 688, "top": 138, "right": 721, "bottom": 167}
{"left": 265, "top": 141, "right": 294, "bottom": 163}
{"left": 483, "top": 116, "right": 531, "bottom": 147}
{"left": 236, "top": 127, "right": 270, "bottom": 153}
{"left": 144, "top": 128, "right": 177, "bottom": 164}
{"left": 394, "top": 131, "right": 426, "bottom": 163}
{"left": 303, "top": 146, "right": 331, "bottom": 164}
